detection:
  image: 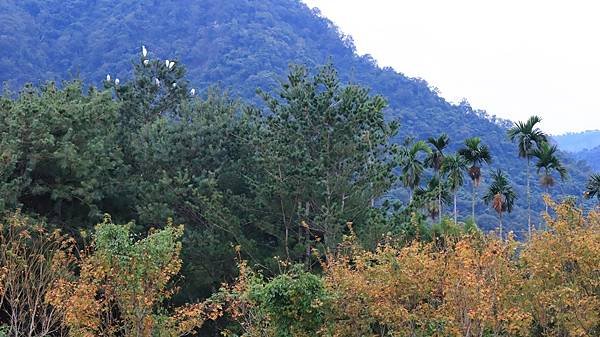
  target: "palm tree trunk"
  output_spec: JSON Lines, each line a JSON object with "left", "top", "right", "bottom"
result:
{"left": 454, "top": 191, "right": 458, "bottom": 225}
{"left": 544, "top": 186, "right": 549, "bottom": 214}
{"left": 438, "top": 185, "right": 442, "bottom": 222}
{"left": 499, "top": 211, "right": 503, "bottom": 240}
{"left": 527, "top": 155, "right": 531, "bottom": 239}
{"left": 472, "top": 181, "right": 476, "bottom": 222}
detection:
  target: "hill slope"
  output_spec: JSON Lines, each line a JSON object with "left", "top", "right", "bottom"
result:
{"left": 0, "top": 0, "right": 593, "bottom": 233}
{"left": 553, "top": 130, "right": 600, "bottom": 152}
{"left": 573, "top": 145, "right": 600, "bottom": 171}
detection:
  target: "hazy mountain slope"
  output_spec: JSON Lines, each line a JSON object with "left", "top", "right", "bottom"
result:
{"left": 553, "top": 130, "right": 600, "bottom": 152}
{"left": 0, "top": 0, "right": 593, "bottom": 233}
{"left": 573, "top": 145, "right": 600, "bottom": 171}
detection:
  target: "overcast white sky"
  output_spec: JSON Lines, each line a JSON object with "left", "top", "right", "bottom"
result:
{"left": 303, "top": 0, "right": 600, "bottom": 135}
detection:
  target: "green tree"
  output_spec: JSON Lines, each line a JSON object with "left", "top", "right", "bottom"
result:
{"left": 0, "top": 82, "right": 122, "bottom": 228}
{"left": 507, "top": 116, "right": 547, "bottom": 238}
{"left": 584, "top": 173, "right": 600, "bottom": 204}
{"left": 483, "top": 169, "right": 517, "bottom": 239}
{"left": 398, "top": 139, "right": 432, "bottom": 202}
{"left": 251, "top": 64, "right": 398, "bottom": 257}
{"left": 458, "top": 137, "right": 492, "bottom": 222}
{"left": 425, "top": 133, "right": 450, "bottom": 221}
{"left": 531, "top": 142, "right": 567, "bottom": 213}
{"left": 441, "top": 153, "right": 468, "bottom": 225}
{"left": 414, "top": 176, "right": 451, "bottom": 222}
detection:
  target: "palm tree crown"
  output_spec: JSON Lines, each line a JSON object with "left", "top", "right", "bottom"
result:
{"left": 425, "top": 133, "right": 450, "bottom": 172}
{"left": 458, "top": 137, "right": 492, "bottom": 186}
{"left": 442, "top": 153, "right": 467, "bottom": 192}
{"left": 483, "top": 169, "right": 517, "bottom": 238}
{"left": 484, "top": 170, "right": 517, "bottom": 214}
{"left": 507, "top": 115, "right": 548, "bottom": 158}
{"left": 398, "top": 140, "right": 432, "bottom": 200}
{"left": 531, "top": 142, "right": 567, "bottom": 189}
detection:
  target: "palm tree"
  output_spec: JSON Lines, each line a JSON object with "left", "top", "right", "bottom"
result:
{"left": 507, "top": 115, "right": 547, "bottom": 238}
{"left": 458, "top": 137, "right": 492, "bottom": 222}
{"left": 414, "top": 176, "right": 451, "bottom": 221}
{"left": 584, "top": 173, "right": 600, "bottom": 204}
{"left": 425, "top": 134, "right": 450, "bottom": 221}
{"left": 442, "top": 153, "right": 468, "bottom": 225}
{"left": 398, "top": 140, "right": 432, "bottom": 201}
{"left": 531, "top": 142, "right": 567, "bottom": 213}
{"left": 483, "top": 169, "right": 517, "bottom": 239}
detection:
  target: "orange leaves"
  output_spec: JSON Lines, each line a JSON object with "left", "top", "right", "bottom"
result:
{"left": 322, "top": 234, "right": 534, "bottom": 337}
{"left": 520, "top": 201, "right": 600, "bottom": 337}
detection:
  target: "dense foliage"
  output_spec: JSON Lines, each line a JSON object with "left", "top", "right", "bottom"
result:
{"left": 0, "top": 0, "right": 593, "bottom": 232}
{"left": 217, "top": 201, "right": 600, "bottom": 337}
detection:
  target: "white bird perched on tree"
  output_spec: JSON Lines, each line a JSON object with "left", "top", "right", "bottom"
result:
{"left": 190, "top": 88, "right": 196, "bottom": 96}
{"left": 142, "top": 45, "right": 147, "bottom": 57}
{"left": 168, "top": 61, "right": 175, "bottom": 69}
{"left": 106, "top": 74, "right": 111, "bottom": 81}
{"left": 172, "top": 82, "right": 177, "bottom": 88}
{"left": 154, "top": 78, "right": 160, "bottom": 86}
{"left": 115, "top": 78, "right": 120, "bottom": 85}
{"left": 143, "top": 59, "right": 149, "bottom": 66}
{"left": 165, "top": 59, "right": 170, "bottom": 67}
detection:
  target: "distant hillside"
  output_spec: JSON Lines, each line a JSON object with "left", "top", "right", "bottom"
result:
{"left": 0, "top": 0, "right": 594, "bottom": 233}
{"left": 573, "top": 145, "right": 600, "bottom": 171}
{"left": 553, "top": 130, "right": 600, "bottom": 152}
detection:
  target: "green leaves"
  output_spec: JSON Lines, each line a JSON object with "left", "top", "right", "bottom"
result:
{"left": 0, "top": 81, "right": 122, "bottom": 226}
{"left": 249, "top": 265, "right": 330, "bottom": 337}
{"left": 251, "top": 63, "right": 398, "bottom": 252}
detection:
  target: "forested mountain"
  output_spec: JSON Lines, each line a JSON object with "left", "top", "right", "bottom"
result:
{"left": 553, "top": 130, "right": 600, "bottom": 152}
{"left": 574, "top": 145, "right": 600, "bottom": 171}
{"left": 0, "top": 0, "right": 593, "bottom": 232}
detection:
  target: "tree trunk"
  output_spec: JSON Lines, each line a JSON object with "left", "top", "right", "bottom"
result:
{"left": 499, "top": 211, "right": 503, "bottom": 240}
{"left": 472, "top": 181, "right": 476, "bottom": 222}
{"left": 526, "top": 155, "right": 531, "bottom": 239}
{"left": 544, "top": 185, "right": 549, "bottom": 214}
{"left": 454, "top": 191, "right": 458, "bottom": 225}
{"left": 438, "top": 182, "right": 442, "bottom": 222}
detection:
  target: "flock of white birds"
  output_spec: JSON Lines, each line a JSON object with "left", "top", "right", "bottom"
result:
{"left": 105, "top": 45, "right": 196, "bottom": 96}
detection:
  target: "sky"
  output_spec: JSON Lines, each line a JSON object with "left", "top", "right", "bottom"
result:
{"left": 303, "top": 0, "right": 600, "bottom": 135}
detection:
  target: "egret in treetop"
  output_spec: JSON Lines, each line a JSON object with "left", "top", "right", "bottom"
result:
{"left": 168, "top": 61, "right": 175, "bottom": 69}
{"left": 143, "top": 59, "right": 149, "bottom": 66}
{"left": 165, "top": 59, "right": 170, "bottom": 67}
{"left": 172, "top": 82, "right": 177, "bottom": 88}
{"left": 190, "top": 88, "right": 196, "bottom": 96}
{"left": 115, "top": 78, "right": 120, "bottom": 85}
{"left": 106, "top": 74, "right": 111, "bottom": 81}
{"left": 142, "top": 45, "right": 147, "bottom": 57}
{"left": 154, "top": 78, "right": 160, "bottom": 86}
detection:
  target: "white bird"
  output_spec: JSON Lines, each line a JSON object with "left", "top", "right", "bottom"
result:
{"left": 172, "top": 82, "right": 177, "bottom": 88}
{"left": 115, "top": 78, "right": 120, "bottom": 85}
{"left": 143, "top": 59, "right": 149, "bottom": 66}
{"left": 106, "top": 74, "right": 111, "bottom": 81}
{"left": 169, "top": 61, "right": 175, "bottom": 69}
{"left": 165, "top": 59, "right": 170, "bottom": 67}
{"left": 190, "top": 88, "right": 196, "bottom": 96}
{"left": 154, "top": 78, "right": 160, "bottom": 86}
{"left": 142, "top": 45, "right": 147, "bottom": 57}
